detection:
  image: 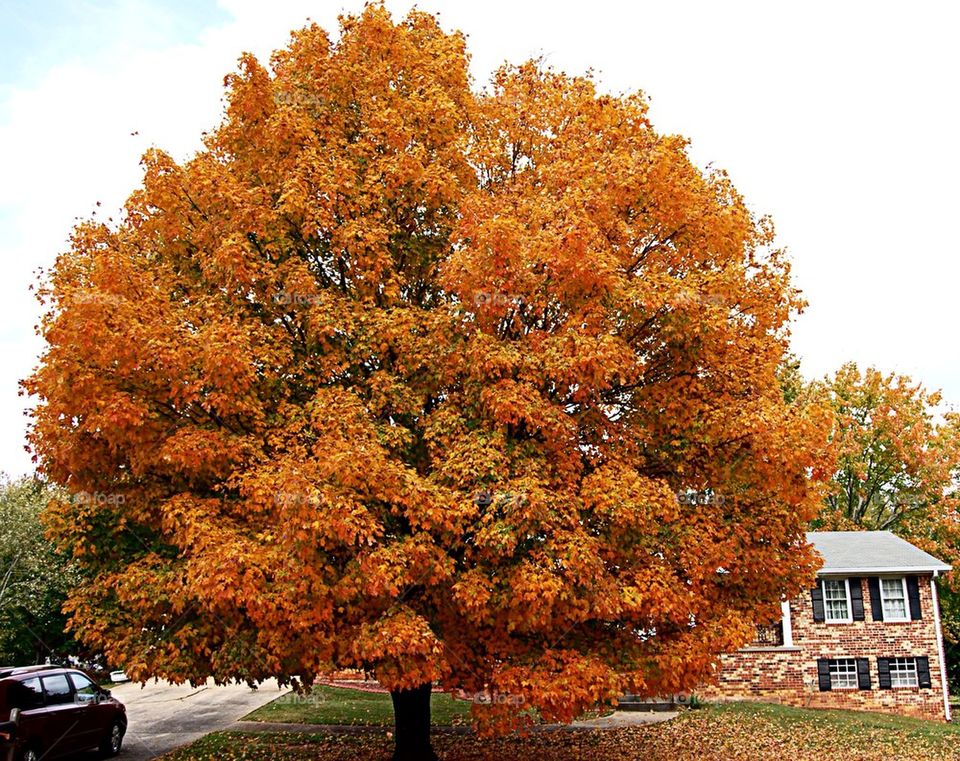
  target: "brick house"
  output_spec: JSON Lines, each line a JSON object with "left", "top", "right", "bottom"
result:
{"left": 702, "top": 531, "right": 953, "bottom": 721}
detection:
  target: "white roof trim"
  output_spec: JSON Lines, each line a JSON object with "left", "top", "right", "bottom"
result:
{"left": 818, "top": 565, "right": 951, "bottom": 575}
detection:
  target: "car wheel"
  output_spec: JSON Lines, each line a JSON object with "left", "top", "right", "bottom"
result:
{"left": 98, "top": 720, "right": 124, "bottom": 756}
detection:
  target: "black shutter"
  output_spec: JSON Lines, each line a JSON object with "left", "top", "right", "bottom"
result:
{"left": 817, "top": 659, "right": 832, "bottom": 691}
{"left": 811, "top": 585, "right": 825, "bottom": 623}
{"left": 849, "top": 577, "right": 865, "bottom": 621}
{"left": 856, "top": 658, "right": 871, "bottom": 690}
{"left": 877, "top": 658, "right": 892, "bottom": 689}
{"left": 868, "top": 577, "right": 884, "bottom": 621}
{"left": 906, "top": 576, "right": 922, "bottom": 620}
{"left": 916, "top": 657, "right": 932, "bottom": 689}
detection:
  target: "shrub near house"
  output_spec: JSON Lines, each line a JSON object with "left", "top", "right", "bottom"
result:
{"left": 703, "top": 531, "right": 953, "bottom": 721}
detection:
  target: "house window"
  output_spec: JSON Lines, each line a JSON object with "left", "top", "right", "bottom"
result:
{"left": 828, "top": 659, "right": 859, "bottom": 689}
{"left": 823, "top": 579, "right": 851, "bottom": 622}
{"left": 880, "top": 577, "right": 909, "bottom": 622}
{"left": 888, "top": 658, "right": 919, "bottom": 688}
{"left": 751, "top": 622, "right": 785, "bottom": 647}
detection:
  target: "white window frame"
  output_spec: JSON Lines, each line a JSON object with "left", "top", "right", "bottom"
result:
{"left": 879, "top": 576, "right": 910, "bottom": 622}
{"left": 888, "top": 657, "right": 919, "bottom": 688}
{"left": 822, "top": 578, "right": 853, "bottom": 624}
{"left": 781, "top": 600, "right": 794, "bottom": 647}
{"left": 828, "top": 658, "right": 859, "bottom": 689}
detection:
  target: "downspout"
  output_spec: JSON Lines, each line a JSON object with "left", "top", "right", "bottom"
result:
{"left": 930, "top": 572, "right": 952, "bottom": 722}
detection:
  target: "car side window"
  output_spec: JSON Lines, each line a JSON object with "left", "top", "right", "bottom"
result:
{"left": 68, "top": 673, "right": 99, "bottom": 704}
{"left": 40, "top": 674, "right": 74, "bottom": 706}
{"left": 10, "top": 678, "right": 44, "bottom": 711}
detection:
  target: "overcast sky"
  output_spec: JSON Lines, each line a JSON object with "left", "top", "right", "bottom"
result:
{"left": 1, "top": 0, "right": 958, "bottom": 477}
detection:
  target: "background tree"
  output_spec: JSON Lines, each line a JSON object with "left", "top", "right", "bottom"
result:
{"left": 940, "top": 585, "right": 960, "bottom": 691}
{"left": 777, "top": 353, "right": 805, "bottom": 405}
{"left": 0, "top": 477, "right": 79, "bottom": 665}
{"left": 25, "top": 7, "right": 831, "bottom": 758}
{"left": 814, "top": 363, "right": 960, "bottom": 553}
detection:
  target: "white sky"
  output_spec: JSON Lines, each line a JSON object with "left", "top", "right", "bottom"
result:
{"left": 1, "top": 0, "right": 958, "bottom": 477}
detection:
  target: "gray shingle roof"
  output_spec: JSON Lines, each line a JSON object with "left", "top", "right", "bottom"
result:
{"left": 807, "top": 531, "right": 951, "bottom": 574}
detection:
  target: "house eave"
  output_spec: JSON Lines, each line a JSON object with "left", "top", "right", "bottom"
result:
{"left": 817, "top": 565, "right": 951, "bottom": 576}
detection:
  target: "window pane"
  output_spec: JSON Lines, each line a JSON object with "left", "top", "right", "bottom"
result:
{"left": 884, "top": 599, "right": 907, "bottom": 618}
{"left": 9, "top": 678, "right": 44, "bottom": 710}
{"left": 889, "top": 658, "right": 918, "bottom": 688}
{"left": 824, "top": 580, "right": 849, "bottom": 621}
{"left": 69, "top": 673, "right": 98, "bottom": 704}
{"left": 829, "top": 659, "right": 858, "bottom": 689}
{"left": 41, "top": 674, "right": 73, "bottom": 706}
{"left": 881, "top": 579, "right": 903, "bottom": 597}
{"left": 881, "top": 578, "right": 907, "bottom": 619}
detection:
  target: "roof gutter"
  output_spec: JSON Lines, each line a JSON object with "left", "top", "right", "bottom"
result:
{"left": 817, "top": 566, "right": 952, "bottom": 575}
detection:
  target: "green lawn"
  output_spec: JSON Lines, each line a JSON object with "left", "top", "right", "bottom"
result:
{"left": 713, "top": 700, "right": 960, "bottom": 745}
{"left": 243, "top": 684, "right": 610, "bottom": 727}
{"left": 243, "top": 684, "right": 472, "bottom": 726}
{"left": 164, "top": 700, "right": 960, "bottom": 761}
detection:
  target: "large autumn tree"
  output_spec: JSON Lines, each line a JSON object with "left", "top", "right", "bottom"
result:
{"left": 26, "top": 7, "right": 831, "bottom": 759}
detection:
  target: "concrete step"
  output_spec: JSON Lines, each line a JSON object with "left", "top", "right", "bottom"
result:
{"left": 617, "top": 696, "right": 681, "bottom": 712}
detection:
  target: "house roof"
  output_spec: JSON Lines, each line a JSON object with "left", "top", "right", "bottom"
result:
{"left": 807, "top": 531, "right": 952, "bottom": 575}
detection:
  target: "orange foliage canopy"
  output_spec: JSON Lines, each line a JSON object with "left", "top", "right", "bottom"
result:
{"left": 26, "top": 6, "right": 831, "bottom": 731}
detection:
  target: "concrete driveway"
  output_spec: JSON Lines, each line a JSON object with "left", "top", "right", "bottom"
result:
{"left": 86, "top": 678, "right": 287, "bottom": 760}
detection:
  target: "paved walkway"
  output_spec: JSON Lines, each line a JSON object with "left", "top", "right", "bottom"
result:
{"left": 571, "top": 710, "right": 677, "bottom": 728}
{"left": 86, "top": 679, "right": 287, "bottom": 760}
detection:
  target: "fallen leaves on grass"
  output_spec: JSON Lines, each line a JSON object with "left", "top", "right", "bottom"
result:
{"left": 162, "top": 703, "right": 960, "bottom": 761}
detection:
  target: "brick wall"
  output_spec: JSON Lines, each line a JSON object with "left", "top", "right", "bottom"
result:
{"left": 700, "top": 574, "right": 950, "bottom": 721}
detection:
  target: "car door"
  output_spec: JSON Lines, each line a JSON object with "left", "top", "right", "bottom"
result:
{"left": 0, "top": 681, "right": 13, "bottom": 759}
{"left": 66, "top": 672, "right": 106, "bottom": 751}
{"left": 38, "top": 673, "right": 82, "bottom": 758}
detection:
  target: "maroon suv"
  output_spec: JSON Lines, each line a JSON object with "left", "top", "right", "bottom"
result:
{"left": 0, "top": 665, "right": 126, "bottom": 760}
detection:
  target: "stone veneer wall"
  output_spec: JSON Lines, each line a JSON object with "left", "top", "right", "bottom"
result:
{"left": 700, "top": 574, "right": 950, "bottom": 721}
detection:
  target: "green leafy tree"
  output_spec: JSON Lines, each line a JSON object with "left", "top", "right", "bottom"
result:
{"left": 814, "top": 363, "right": 960, "bottom": 546}
{"left": 777, "top": 354, "right": 805, "bottom": 405}
{"left": 940, "top": 585, "right": 960, "bottom": 691}
{"left": 0, "top": 477, "right": 79, "bottom": 665}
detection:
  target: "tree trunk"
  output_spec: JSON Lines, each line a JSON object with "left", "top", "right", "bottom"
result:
{"left": 390, "top": 683, "right": 437, "bottom": 761}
